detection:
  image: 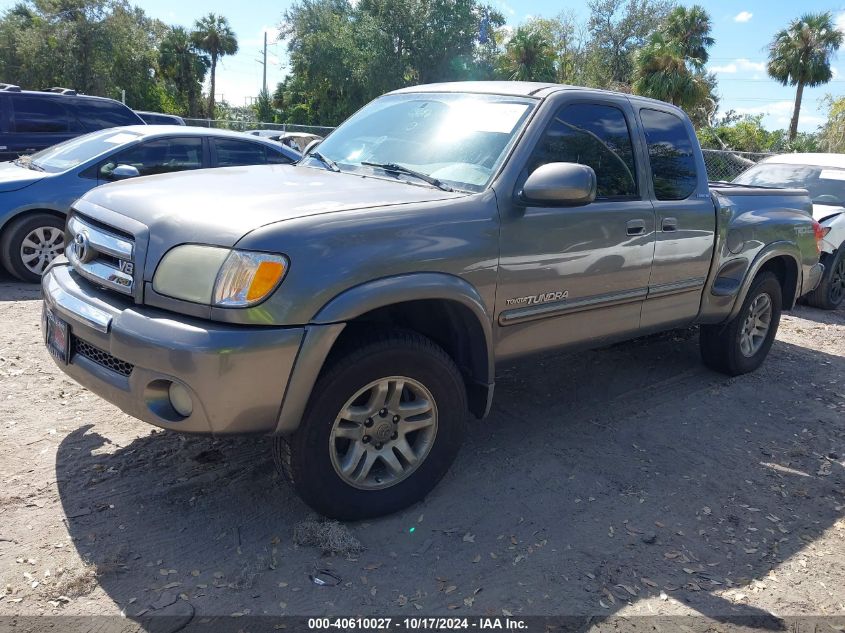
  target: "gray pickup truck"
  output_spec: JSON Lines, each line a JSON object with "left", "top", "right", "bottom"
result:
{"left": 41, "top": 82, "right": 824, "bottom": 519}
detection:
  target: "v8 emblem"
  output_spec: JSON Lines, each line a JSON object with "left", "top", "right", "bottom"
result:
{"left": 118, "top": 260, "right": 134, "bottom": 275}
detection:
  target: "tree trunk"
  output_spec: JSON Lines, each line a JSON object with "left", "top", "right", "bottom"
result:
{"left": 789, "top": 81, "right": 804, "bottom": 142}
{"left": 208, "top": 55, "right": 217, "bottom": 119}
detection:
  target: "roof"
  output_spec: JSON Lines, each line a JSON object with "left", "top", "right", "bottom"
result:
{"left": 761, "top": 153, "right": 845, "bottom": 169}
{"left": 386, "top": 81, "right": 688, "bottom": 111}
{"left": 389, "top": 81, "right": 561, "bottom": 97}
{"left": 3, "top": 89, "right": 124, "bottom": 104}
{"left": 120, "top": 125, "right": 280, "bottom": 141}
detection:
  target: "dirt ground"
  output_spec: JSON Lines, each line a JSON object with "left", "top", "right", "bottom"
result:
{"left": 0, "top": 275, "right": 843, "bottom": 629}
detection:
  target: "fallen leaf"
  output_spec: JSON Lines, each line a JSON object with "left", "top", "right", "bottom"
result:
{"left": 472, "top": 555, "right": 481, "bottom": 563}
{"left": 463, "top": 533, "right": 475, "bottom": 543}
{"left": 641, "top": 578, "right": 658, "bottom": 587}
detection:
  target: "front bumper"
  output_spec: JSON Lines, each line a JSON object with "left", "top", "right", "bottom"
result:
{"left": 42, "top": 262, "right": 305, "bottom": 435}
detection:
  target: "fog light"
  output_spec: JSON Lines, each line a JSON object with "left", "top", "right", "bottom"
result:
{"left": 168, "top": 382, "right": 193, "bottom": 417}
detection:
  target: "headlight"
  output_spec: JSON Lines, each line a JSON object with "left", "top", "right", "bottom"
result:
{"left": 153, "top": 245, "right": 288, "bottom": 307}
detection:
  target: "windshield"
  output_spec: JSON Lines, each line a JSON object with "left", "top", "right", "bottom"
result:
{"left": 28, "top": 128, "right": 143, "bottom": 173}
{"left": 308, "top": 92, "right": 536, "bottom": 192}
{"left": 734, "top": 162, "right": 845, "bottom": 206}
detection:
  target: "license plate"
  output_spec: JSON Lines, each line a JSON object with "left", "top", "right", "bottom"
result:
{"left": 43, "top": 305, "right": 69, "bottom": 364}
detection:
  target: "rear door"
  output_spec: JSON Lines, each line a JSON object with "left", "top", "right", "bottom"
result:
{"left": 636, "top": 107, "right": 715, "bottom": 329}
{"left": 494, "top": 99, "right": 657, "bottom": 359}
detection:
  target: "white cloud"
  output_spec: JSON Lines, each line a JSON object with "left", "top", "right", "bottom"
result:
{"left": 733, "top": 11, "right": 753, "bottom": 23}
{"left": 733, "top": 100, "right": 825, "bottom": 128}
{"left": 498, "top": 0, "right": 515, "bottom": 16}
{"left": 710, "top": 58, "right": 766, "bottom": 74}
{"left": 836, "top": 11, "right": 845, "bottom": 34}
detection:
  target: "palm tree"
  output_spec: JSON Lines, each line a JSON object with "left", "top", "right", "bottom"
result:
{"left": 159, "top": 26, "right": 209, "bottom": 117}
{"left": 191, "top": 13, "right": 239, "bottom": 118}
{"left": 497, "top": 27, "right": 556, "bottom": 82}
{"left": 767, "top": 12, "right": 843, "bottom": 141}
{"left": 664, "top": 5, "right": 714, "bottom": 68}
{"left": 633, "top": 33, "right": 709, "bottom": 110}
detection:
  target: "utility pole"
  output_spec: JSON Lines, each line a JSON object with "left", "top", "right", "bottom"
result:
{"left": 262, "top": 31, "right": 267, "bottom": 94}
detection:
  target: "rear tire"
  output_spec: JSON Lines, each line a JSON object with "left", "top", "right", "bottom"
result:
{"left": 0, "top": 213, "right": 66, "bottom": 283}
{"left": 805, "top": 247, "right": 844, "bottom": 310}
{"left": 273, "top": 329, "right": 467, "bottom": 520}
{"left": 700, "top": 271, "right": 782, "bottom": 376}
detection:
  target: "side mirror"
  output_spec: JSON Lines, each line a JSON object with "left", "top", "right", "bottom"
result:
{"left": 111, "top": 164, "right": 140, "bottom": 180}
{"left": 520, "top": 162, "right": 597, "bottom": 206}
{"left": 302, "top": 139, "right": 321, "bottom": 156}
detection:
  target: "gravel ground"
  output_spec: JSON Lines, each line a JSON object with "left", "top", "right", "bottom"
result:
{"left": 0, "top": 278, "right": 843, "bottom": 628}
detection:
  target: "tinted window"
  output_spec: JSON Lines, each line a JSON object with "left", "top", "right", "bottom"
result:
{"left": 266, "top": 147, "right": 295, "bottom": 164}
{"left": 640, "top": 109, "right": 698, "bottom": 200}
{"left": 528, "top": 103, "right": 637, "bottom": 199}
{"left": 102, "top": 137, "right": 203, "bottom": 178}
{"left": 213, "top": 139, "right": 268, "bottom": 166}
{"left": 72, "top": 98, "right": 141, "bottom": 130}
{"left": 12, "top": 96, "right": 71, "bottom": 133}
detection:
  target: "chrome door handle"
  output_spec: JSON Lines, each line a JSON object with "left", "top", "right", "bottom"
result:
{"left": 662, "top": 217, "right": 678, "bottom": 232}
{"left": 626, "top": 219, "right": 646, "bottom": 235}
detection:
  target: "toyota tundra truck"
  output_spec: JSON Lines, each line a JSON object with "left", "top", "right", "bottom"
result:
{"left": 41, "top": 82, "right": 825, "bottom": 519}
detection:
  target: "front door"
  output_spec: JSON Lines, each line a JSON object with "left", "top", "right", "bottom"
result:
{"left": 495, "top": 100, "right": 656, "bottom": 360}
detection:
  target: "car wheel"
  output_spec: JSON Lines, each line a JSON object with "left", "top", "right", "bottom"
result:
{"left": 806, "top": 247, "right": 844, "bottom": 310}
{"left": 700, "top": 271, "right": 782, "bottom": 376}
{"left": 0, "top": 213, "right": 66, "bottom": 283}
{"left": 273, "top": 329, "right": 467, "bottom": 520}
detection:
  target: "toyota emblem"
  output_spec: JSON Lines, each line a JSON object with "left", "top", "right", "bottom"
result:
{"left": 73, "top": 231, "right": 93, "bottom": 263}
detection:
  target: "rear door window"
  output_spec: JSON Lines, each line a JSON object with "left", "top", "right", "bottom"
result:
{"left": 527, "top": 103, "right": 638, "bottom": 200}
{"left": 72, "top": 98, "right": 141, "bottom": 130}
{"left": 640, "top": 108, "right": 699, "bottom": 200}
{"left": 11, "top": 96, "right": 72, "bottom": 133}
{"left": 101, "top": 137, "right": 203, "bottom": 178}
{"left": 212, "top": 138, "right": 269, "bottom": 166}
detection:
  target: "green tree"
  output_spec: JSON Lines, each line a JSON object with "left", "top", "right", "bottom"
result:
{"left": 586, "top": 0, "right": 674, "bottom": 88}
{"left": 159, "top": 26, "right": 208, "bottom": 117}
{"left": 632, "top": 33, "right": 709, "bottom": 109}
{"left": 496, "top": 27, "right": 556, "bottom": 82}
{"left": 818, "top": 94, "right": 845, "bottom": 152}
{"left": 664, "top": 5, "right": 713, "bottom": 67}
{"left": 253, "top": 87, "right": 275, "bottom": 122}
{"left": 192, "top": 12, "right": 238, "bottom": 119}
{"left": 0, "top": 0, "right": 168, "bottom": 110}
{"left": 278, "top": 0, "right": 502, "bottom": 125}
{"left": 767, "top": 12, "right": 843, "bottom": 141}
{"left": 523, "top": 12, "right": 589, "bottom": 84}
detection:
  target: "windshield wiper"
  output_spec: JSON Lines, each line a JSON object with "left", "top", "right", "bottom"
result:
{"left": 307, "top": 150, "right": 340, "bottom": 173}
{"left": 13, "top": 156, "right": 45, "bottom": 172}
{"left": 361, "top": 161, "right": 454, "bottom": 192}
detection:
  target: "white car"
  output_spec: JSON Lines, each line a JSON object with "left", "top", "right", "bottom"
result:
{"left": 734, "top": 153, "right": 845, "bottom": 309}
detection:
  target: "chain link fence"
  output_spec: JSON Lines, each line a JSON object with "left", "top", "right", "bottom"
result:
{"left": 182, "top": 119, "right": 335, "bottom": 137}
{"left": 702, "top": 148, "right": 772, "bottom": 182}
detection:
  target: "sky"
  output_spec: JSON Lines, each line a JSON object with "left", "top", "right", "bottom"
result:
{"left": 5, "top": 0, "right": 845, "bottom": 131}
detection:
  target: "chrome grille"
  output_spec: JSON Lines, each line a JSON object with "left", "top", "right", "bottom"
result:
{"left": 73, "top": 337, "right": 134, "bottom": 377}
{"left": 66, "top": 214, "right": 135, "bottom": 295}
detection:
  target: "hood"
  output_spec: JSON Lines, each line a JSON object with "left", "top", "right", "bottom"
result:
{"left": 80, "top": 164, "right": 466, "bottom": 258}
{"left": 813, "top": 202, "right": 845, "bottom": 222}
{"left": 0, "top": 161, "right": 48, "bottom": 193}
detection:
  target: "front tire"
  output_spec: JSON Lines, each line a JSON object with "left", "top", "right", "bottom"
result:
{"left": 700, "top": 271, "right": 782, "bottom": 376}
{"left": 0, "top": 213, "right": 66, "bottom": 283}
{"left": 274, "top": 329, "right": 467, "bottom": 520}
{"left": 806, "top": 247, "right": 844, "bottom": 310}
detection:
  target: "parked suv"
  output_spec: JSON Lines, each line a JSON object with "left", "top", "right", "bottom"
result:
{"left": 0, "top": 84, "right": 144, "bottom": 162}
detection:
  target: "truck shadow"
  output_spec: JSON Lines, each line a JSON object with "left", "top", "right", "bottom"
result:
{"left": 54, "top": 330, "right": 844, "bottom": 624}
